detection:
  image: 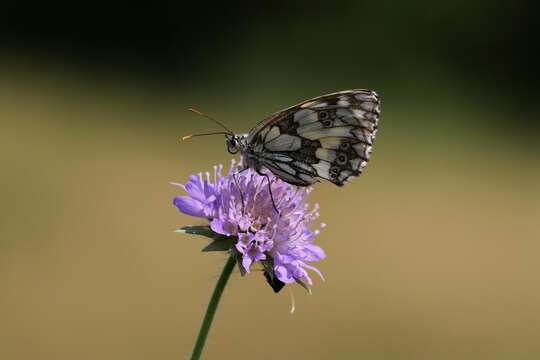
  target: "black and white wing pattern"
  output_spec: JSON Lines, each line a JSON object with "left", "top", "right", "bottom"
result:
{"left": 246, "top": 89, "right": 380, "bottom": 186}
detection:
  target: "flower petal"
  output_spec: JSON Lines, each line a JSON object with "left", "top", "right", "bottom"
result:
{"left": 173, "top": 196, "right": 205, "bottom": 218}
{"left": 274, "top": 264, "right": 295, "bottom": 284}
{"left": 241, "top": 255, "right": 253, "bottom": 273}
{"left": 303, "top": 244, "right": 326, "bottom": 261}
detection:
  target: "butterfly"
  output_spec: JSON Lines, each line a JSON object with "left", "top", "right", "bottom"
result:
{"left": 184, "top": 89, "right": 380, "bottom": 190}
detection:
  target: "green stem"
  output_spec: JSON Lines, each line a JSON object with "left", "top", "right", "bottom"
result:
{"left": 190, "top": 253, "right": 236, "bottom": 360}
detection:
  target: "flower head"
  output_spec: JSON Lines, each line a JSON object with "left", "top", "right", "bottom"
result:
{"left": 173, "top": 160, "right": 326, "bottom": 288}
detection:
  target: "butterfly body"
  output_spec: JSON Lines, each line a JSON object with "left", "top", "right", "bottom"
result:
{"left": 225, "top": 89, "right": 380, "bottom": 187}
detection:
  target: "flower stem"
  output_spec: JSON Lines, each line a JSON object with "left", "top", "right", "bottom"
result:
{"left": 190, "top": 253, "right": 236, "bottom": 360}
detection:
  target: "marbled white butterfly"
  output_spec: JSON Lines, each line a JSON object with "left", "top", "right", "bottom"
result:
{"left": 184, "top": 89, "right": 380, "bottom": 189}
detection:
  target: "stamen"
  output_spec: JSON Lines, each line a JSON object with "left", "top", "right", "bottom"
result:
{"left": 288, "top": 287, "right": 296, "bottom": 315}
{"left": 169, "top": 182, "right": 185, "bottom": 190}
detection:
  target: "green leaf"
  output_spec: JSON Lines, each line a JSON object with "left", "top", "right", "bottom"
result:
{"left": 201, "top": 238, "right": 236, "bottom": 252}
{"left": 175, "top": 225, "right": 236, "bottom": 252}
{"left": 264, "top": 270, "right": 286, "bottom": 293}
{"left": 260, "top": 257, "right": 286, "bottom": 293}
{"left": 175, "top": 225, "right": 219, "bottom": 239}
{"left": 233, "top": 250, "right": 247, "bottom": 276}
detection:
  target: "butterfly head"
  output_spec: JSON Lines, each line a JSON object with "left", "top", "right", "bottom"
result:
{"left": 225, "top": 134, "right": 242, "bottom": 154}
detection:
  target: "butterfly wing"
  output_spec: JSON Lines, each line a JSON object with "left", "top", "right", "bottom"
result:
{"left": 247, "top": 89, "right": 380, "bottom": 186}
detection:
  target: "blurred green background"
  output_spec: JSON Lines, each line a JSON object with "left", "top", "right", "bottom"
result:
{"left": 1, "top": 2, "right": 539, "bottom": 359}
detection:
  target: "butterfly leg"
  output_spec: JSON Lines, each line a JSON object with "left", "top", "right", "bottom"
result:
{"left": 232, "top": 167, "right": 248, "bottom": 214}
{"left": 257, "top": 170, "right": 280, "bottom": 215}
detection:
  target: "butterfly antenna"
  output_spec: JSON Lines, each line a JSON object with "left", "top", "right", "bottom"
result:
{"left": 181, "top": 131, "right": 231, "bottom": 141}
{"left": 188, "top": 108, "right": 234, "bottom": 135}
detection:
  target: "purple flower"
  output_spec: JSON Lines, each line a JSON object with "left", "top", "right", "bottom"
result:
{"left": 173, "top": 160, "right": 326, "bottom": 287}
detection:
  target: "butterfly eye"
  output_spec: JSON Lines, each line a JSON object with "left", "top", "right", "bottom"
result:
{"left": 322, "top": 119, "right": 333, "bottom": 127}
{"left": 227, "top": 141, "right": 239, "bottom": 154}
{"left": 340, "top": 142, "right": 351, "bottom": 151}
{"left": 319, "top": 111, "right": 328, "bottom": 119}
{"left": 336, "top": 153, "right": 348, "bottom": 165}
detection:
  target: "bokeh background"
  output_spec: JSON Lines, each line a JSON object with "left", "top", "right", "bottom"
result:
{"left": 1, "top": 2, "right": 539, "bottom": 359}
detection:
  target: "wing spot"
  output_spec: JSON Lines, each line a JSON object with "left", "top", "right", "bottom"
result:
{"left": 340, "top": 141, "right": 351, "bottom": 151}
{"left": 329, "top": 166, "right": 340, "bottom": 178}
{"left": 336, "top": 153, "right": 348, "bottom": 165}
